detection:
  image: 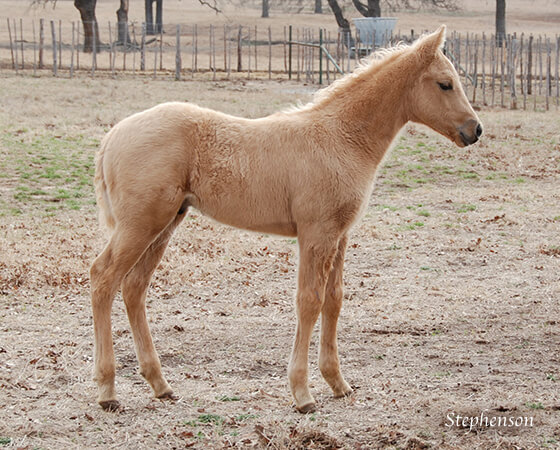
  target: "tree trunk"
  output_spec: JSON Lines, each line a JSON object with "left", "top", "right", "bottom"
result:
{"left": 496, "top": 0, "right": 506, "bottom": 47}
{"left": 327, "top": 0, "right": 350, "bottom": 31}
{"left": 116, "top": 0, "right": 131, "bottom": 45}
{"left": 74, "top": 0, "right": 101, "bottom": 53}
{"left": 352, "top": 0, "right": 381, "bottom": 17}
{"left": 262, "top": 0, "right": 269, "bottom": 18}
{"left": 327, "top": 0, "right": 353, "bottom": 47}
{"left": 146, "top": 0, "right": 163, "bottom": 35}
{"left": 155, "top": 0, "right": 163, "bottom": 34}
{"left": 315, "top": 0, "right": 323, "bottom": 14}
{"left": 145, "top": 0, "right": 153, "bottom": 35}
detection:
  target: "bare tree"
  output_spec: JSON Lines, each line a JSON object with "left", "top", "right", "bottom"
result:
{"left": 74, "top": 0, "right": 101, "bottom": 52}
{"left": 145, "top": 0, "right": 163, "bottom": 35}
{"left": 352, "top": 0, "right": 381, "bottom": 17}
{"left": 116, "top": 0, "right": 131, "bottom": 44}
{"left": 496, "top": 0, "right": 506, "bottom": 46}
{"left": 262, "top": 0, "right": 269, "bottom": 18}
{"left": 327, "top": 0, "right": 457, "bottom": 34}
{"left": 327, "top": 0, "right": 351, "bottom": 32}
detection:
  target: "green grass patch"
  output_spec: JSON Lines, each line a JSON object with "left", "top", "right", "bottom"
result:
{"left": 0, "top": 127, "right": 98, "bottom": 216}
{"left": 216, "top": 395, "right": 241, "bottom": 402}
{"left": 457, "top": 204, "right": 477, "bottom": 213}
{"left": 235, "top": 413, "right": 257, "bottom": 422}
{"left": 400, "top": 221, "right": 425, "bottom": 231}
{"left": 526, "top": 402, "right": 544, "bottom": 410}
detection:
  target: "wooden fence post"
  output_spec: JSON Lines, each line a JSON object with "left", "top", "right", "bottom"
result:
{"left": 555, "top": 36, "right": 560, "bottom": 109}
{"left": 268, "top": 26, "right": 272, "bottom": 80}
{"left": 481, "top": 33, "right": 487, "bottom": 105}
{"left": 193, "top": 24, "right": 198, "bottom": 74}
{"left": 123, "top": 22, "right": 128, "bottom": 71}
{"left": 58, "top": 20, "right": 62, "bottom": 69}
{"left": 92, "top": 20, "right": 97, "bottom": 77}
{"left": 545, "top": 38, "right": 551, "bottom": 110}
{"left": 71, "top": 21, "right": 75, "bottom": 78}
{"left": 159, "top": 27, "right": 163, "bottom": 70}
{"left": 211, "top": 24, "right": 216, "bottom": 81}
{"left": 511, "top": 36, "right": 518, "bottom": 109}
{"left": 39, "top": 18, "right": 44, "bottom": 69}
{"left": 223, "top": 24, "right": 227, "bottom": 73}
{"left": 108, "top": 21, "right": 114, "bottom": 75}
{"left": 20, "top": 18, "right": 24, "bottom": 70}
{"left": 175, "top": 24, "right": 181, "bottom": 81}
{"left": 227, "top": 25, "right": 231, "bottom": 79}
{"left": 288, "top": 25, "right": 292, "bottom": 79}
{"left": 140, "top": 23, "right": 146, "bottom": 71}
{"left": 32, "top": 21, "right": 37, "bottom": 75}
{"left": 77, "top": 20, "right": 80, "bottom": 70}
{"left": 237, "top": 25, "right": 242, "bottom": 72}
{"left": 153, "top": 30, "right": 158, "bottom": 78}
{"left": 50, "top": 20, "right": 57, "bottom": 76}
{"left": 254, "top": 25, "right": 258, "bottom": 73}
{"left": 247, "top": 26, "right": 251, "bottom": 79}
{"left": 13, "top": 20, "right": 19, "bottom": 74}
{"left": 132, "top": 24, "right": 137, "bottom": 73}
{"left": 520, "top": 34, "right": 526, "bottom": 110}
{"left": 7, "top": 19, "right": 15, "bottom": 70}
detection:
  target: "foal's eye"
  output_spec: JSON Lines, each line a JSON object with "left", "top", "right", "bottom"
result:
{"left": 438, "top": 82, "right": 453, "bottom": 91}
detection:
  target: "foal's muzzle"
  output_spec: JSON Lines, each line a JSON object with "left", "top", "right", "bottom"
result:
{"left": 458, "top": 120, "right": 483, "bottom": 146}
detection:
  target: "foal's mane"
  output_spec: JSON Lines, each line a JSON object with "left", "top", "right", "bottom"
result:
{"left": 301, "top": 41, "right": 411, "bottom": 110}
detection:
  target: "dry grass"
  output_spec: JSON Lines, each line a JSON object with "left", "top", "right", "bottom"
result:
{"left": 1, "top": 67, "right": 560, "bottom": 449}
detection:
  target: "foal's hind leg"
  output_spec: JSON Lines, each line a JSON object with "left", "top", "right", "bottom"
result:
{"left": 90, "top": 228, "right": 163, "bottom": 410}
{"left": 121, "top": 211, "right": 186, "bottom": 400}
{"left": 319, "top": 234, "right": 353, "bottom": 398}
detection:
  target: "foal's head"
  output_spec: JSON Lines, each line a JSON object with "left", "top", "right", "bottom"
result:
{"left": 408, "top": 26, "right": 482, "bottom": 147}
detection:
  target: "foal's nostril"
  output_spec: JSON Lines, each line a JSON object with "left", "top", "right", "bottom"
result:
{"left": 476, "top": 123, "right": 483, "bottom": 138}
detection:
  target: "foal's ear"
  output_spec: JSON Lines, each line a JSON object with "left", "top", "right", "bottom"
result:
{"left": 417, "top": 25, "right": 446, "bottom": 65}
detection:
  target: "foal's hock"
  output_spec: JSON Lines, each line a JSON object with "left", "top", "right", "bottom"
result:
{"left": 90, "top": 25, "right": 482, "bottom": 413}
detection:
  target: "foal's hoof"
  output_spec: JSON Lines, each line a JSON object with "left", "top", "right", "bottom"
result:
{"left": 156, "top": 388, "right": 179, "bottom": 401}
{"left": 333, "top": 386, "right": 354, "bottom": 399}
{"left": 296, "top": 402, "right": 317, "bottom": 414}
{"left": 99, "top": 400, "right": 123, "bottom": 412}
{"left": 156, "top": 390, "right": 177, "bottom": 401}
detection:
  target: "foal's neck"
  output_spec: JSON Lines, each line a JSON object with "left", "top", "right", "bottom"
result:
{"left": 313, "top": 52, "right": 415, "bottom": 169}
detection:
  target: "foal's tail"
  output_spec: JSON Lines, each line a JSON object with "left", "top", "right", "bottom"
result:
{"left": 94, "top": 139, "right": 116, "bottom": 232}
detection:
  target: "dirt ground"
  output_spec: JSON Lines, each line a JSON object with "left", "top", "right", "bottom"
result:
{"left": 1, "top": 3, "right": 560, "bottom": 447}
{"left": 1, "top": 68, "right": 560, "bottom": 449}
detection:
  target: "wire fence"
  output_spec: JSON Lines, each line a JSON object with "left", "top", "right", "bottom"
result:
{"left": 1, "top": 18, "right": 559, "bottom": 111}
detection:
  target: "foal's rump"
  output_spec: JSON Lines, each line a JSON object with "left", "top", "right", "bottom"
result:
{"left": 95, "top": 102, "right": 199, "bottom": 232}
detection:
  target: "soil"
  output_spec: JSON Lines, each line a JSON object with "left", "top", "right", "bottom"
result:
{"left": 1, "top": 1, "right": 560, "bottom": 447}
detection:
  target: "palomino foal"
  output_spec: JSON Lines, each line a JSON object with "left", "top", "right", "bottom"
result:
{"left": 90, "top": 26, "right": 481, "bottom": 413}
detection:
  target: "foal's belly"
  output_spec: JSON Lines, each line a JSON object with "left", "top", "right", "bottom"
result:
{"left": 185, "top": 193, "right": 298, "bottom": 237}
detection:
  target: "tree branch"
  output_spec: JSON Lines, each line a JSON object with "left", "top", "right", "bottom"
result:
{"left": 197, "top": 0, "right": 221, "bottom": 13}
{"left": 352, "top": 0, "right": 369, "bottom": 16}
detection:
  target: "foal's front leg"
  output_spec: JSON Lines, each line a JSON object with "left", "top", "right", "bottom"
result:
{"left": 319, "top": 234, "right": 353, "bottom": 398}
{"left": 288, "top": 235, "right": 339, "bottom": 413}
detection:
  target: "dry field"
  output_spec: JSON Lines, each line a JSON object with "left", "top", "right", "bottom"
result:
{"left": 1, "top": 3, "right": 560, "bottom": 448}
{"left": 1, "top": 70, "right": 560, "bottom": 449}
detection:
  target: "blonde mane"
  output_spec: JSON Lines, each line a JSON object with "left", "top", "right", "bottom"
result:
{"left": 308, "top": 41, "right": 411, "bottom": 108}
